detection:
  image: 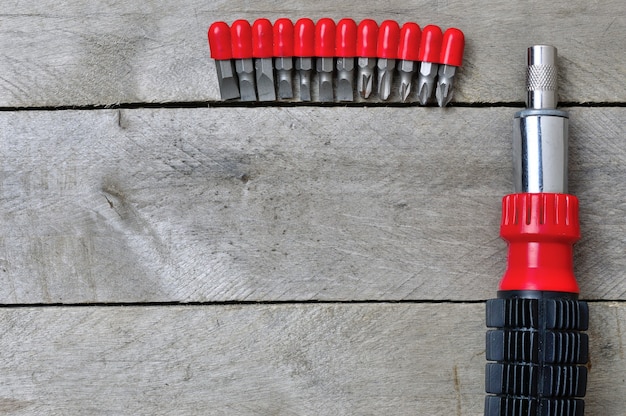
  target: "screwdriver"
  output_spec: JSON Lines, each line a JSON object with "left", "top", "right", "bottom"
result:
{"left": 376, "top": 20, "right": 400, "bottom": 101}
{"left": 436, "top": 28, "right": 465, "bottom": 107}
{"left": 315, "top": 18, "right": 336, "bottom": 102}
{"left": 396, "top": 22, "right": 421, "bottom": 103}
{"left": 208, "top": 22, "right": 240, "bottom": 100}
{"left": 273, "top": 18, "right": 295, "bottom": 99}
{"left": 294, "top": 18, "right": 315, "bottom": 101}
{"left": 356, "top": 19, "right": 378, "bottom": 99}
{"left": 231, "top": 19, "right": 257, "bottom": 101}
{"left": 335, "top": 18, "right": 357, "bottom": 102}
{"left": 484, "top": 45, "right": 588, "bottom": 416}
{"left": 416, "top": 25, "right": 443, "bottom": 105}
{"left": 252, "top": 18, "right": 276, "bottom": 101}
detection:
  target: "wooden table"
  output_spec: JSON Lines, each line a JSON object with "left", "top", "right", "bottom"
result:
{"left": 1, "top": 1, "right": 624, "bottom": 414}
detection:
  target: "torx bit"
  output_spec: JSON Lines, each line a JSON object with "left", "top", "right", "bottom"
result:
{"left": 252, "top": 18, "right": 276, "bottom": 101}
{"left": 231, "top": 20, "right": 257, "bottom": 101}
{"left": 356, "top": 19, "right": 378, "bottom": 99}
{"left": 416, "top": 25, "right": 443, "bottom": 105}
{"left": 208, "top": 22, "right": 240, "bottom": 100}
{"left": 436, "top": 28, "right": 465, "bottom": 107}
{"left": 396, "top": 22, "right": 421, "bottom": 102}
{"left": 273, "top": 18, "right": 295, "bottom": 99}
{"left": 376, "top": 20, "right": 400, "bottom": 101}
{"left": 294, "top": 18, "right": 315, "bottom": 101}
{"left": 335, "top": 18, "right": 357, "bottom": 102}
{"left": 315, "top": 18, "right": 336, "bottom": 102}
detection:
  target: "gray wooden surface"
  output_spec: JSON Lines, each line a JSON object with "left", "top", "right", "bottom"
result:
{"left": 1, "top": 0, "right": 625, "bottom": 414}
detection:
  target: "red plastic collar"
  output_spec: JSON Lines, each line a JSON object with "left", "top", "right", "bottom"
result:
{"left": 499, "top": 193, "right": 580, "bottom": 293}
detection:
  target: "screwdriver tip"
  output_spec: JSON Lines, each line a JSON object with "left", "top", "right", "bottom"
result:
{"left": 400, "top": 81, "right": 411, "bottom": 103}
{"left": 360, "top": 74, "right": 372, "bottom": 99}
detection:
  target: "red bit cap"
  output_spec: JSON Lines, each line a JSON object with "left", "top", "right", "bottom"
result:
{"left": 252, "top": 18, "right": 273, "bottom": 58}
{"left": 208, "top": 22, "right": 232, "bottom": 60}
{"left": 357, "top": 19, "right": 378, "bottom": 58}
{"left": 440, "top": 27, "right": 465, "bottom": 67}
{"left": 418, "top": 25, "right": 443, "bottom": 63}
{"left": 273, "top": 18, "right": 294, "bottom": 57}
{"left": 335, "top": 18, "right": 357, "bottom": 57}
{"left": 231, "top": 19, "right": 253, "bottom": 59}
{"left": 376, "top": 20, "right": 400, "bottom": 59}
{"left": 294, "top": 18, "right": 315, "bottom": 57}
{"left": 397, "top": 22, "right": 421, "bottom": 61}
{"left": 315, "top": 18, "right": 336, "bottom": 57}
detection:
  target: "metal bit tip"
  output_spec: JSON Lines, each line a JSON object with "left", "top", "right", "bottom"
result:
{"left": 278, "top": 80, "right": 293, "bottom": 99}
{"left": 359, "top": 74, "right": 373, "bottom": 99}
{"left": 336, "top": 79, "right": 354, "bottom": 102}
{"left": 436, "top": 81, "right": 452, "bottom": 107}
{"left": 239, "top": 80, "right": 257, "bottom": 101}
{"left": 377, "top": 71, "right": 393, "bottom": 101}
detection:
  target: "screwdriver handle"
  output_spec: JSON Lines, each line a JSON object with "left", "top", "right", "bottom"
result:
{"left": 485, "top": 292, "right": 588, "bottom": 415}
{"left": 485, "top": 46, "right": 588, "bottom": 416}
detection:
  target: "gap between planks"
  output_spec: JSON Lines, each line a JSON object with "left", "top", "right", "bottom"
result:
{"left": 0, "top": 299, "right": 620, "bottom": 309}
{"left": 0, "top": 101, "right": 625, "bottom": 112}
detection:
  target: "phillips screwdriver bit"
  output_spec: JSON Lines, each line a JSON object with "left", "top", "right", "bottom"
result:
{"left": 294, "top": 18, "right": 315, "bottom": 101}
{"left": 416, "top": 25, "right": 443, "bottom": 105}
{"left": 376, "top": 20, "right": 400, "bottom": 101}
{"left": 335, "top": 18, "right": 357, "bottom": 102}
{"left": 252, "top": 18, "right": 276, "bottom": 101}
{"left": 231, "top": 20, "right": 257, "bottom": 101}
{"left": 273, "top": 18, "right": 295, "bottom": 99}
{"left": 208, "top": 22, "right": 240, "bottom": 100}
{"left": 436, "top": 28, "right": 465, "bottom": 107}
{"left": 396, "top": 22, "right": 421, "bottom": 102}
{"left": 315, "top": 18, "right": 336, "bottom": 102}
{"left": 356, "top": 19, "right": 378, "bottom": 99}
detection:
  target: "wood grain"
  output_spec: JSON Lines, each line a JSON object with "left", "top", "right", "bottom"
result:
{"left": 0, "top": 302, "right": 620, "bottom": 415}
{"left": 1, "top": 0, "right": 625, "bottom": 106}
{"left": 1, "top": 107, "right": 624, "bottom": 303}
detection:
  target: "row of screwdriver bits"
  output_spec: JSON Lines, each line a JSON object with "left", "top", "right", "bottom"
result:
{"left": 208, "top": 18, "right": 465, "bottom": 106}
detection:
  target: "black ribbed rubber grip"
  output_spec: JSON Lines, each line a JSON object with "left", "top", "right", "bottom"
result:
{"left": 485, "top": 291, "right": 589, "bottom": 416}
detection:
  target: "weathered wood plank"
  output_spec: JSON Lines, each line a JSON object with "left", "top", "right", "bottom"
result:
{"left": 0, "top": 1, "right": 624, "bottom": 106}
{"left": 0, "top": 302, "right": 620, "bottom": 415}
{"left": 0, "top": 107, "right": 624, "bottom": 303}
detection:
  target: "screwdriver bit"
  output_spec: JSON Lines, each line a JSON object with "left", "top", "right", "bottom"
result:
{"left": 436, "top": 28, "right": 465, "bottom": 107}
{"left": 231, "top": 20, "right": 257, "bottom": 101}
{"left": 273, "top": 18, "right": 295, "bottom": 99}
{"left": 416, "top": 25, "right": 443, "bottom": 105}
{"left": 315, "top": 18, "right": 336, "bottom": 102}
{"left": 376, "top": 20, "right": 400, "bottom": 101}
{"left": 396, "top": 22, "right": 421, "bottom": 102}
{"left": 252, "top": 19, "right": 276, "bottom": 101}
{"left": 335, "top": 18, "right": 357, "bottom": 102}
{"left": 208, "top": 22, "right": 240, "bottom": 100}
{"left": 294, "top": 18, "right": 315, "bottom": 101}
{"left": 356, "top": 19, "right": 378, "bottom": 99}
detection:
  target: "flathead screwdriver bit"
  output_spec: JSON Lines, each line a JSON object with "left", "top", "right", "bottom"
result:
{"left": 208, "top": 22, "right": 240, "bottom": 100}
{"left": 294, "top": 18, "right": 315, "bottom": 101}
{"left": 273, "top": 18, "right": 295, "bottom": 99}
{"left": 436, "top": 28, "right": 465, "bottom": 107}
{"left": 231, "top": 20, "right": 257, "bottom": 101}
{"left": 252, "top": 18, "right": 276, "bottom": 101}
{"left": 335, "top": 18, "right": 357, "bottom": 102}
{"left": 315, "top": 18, "right": 336, "bottom": 102}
